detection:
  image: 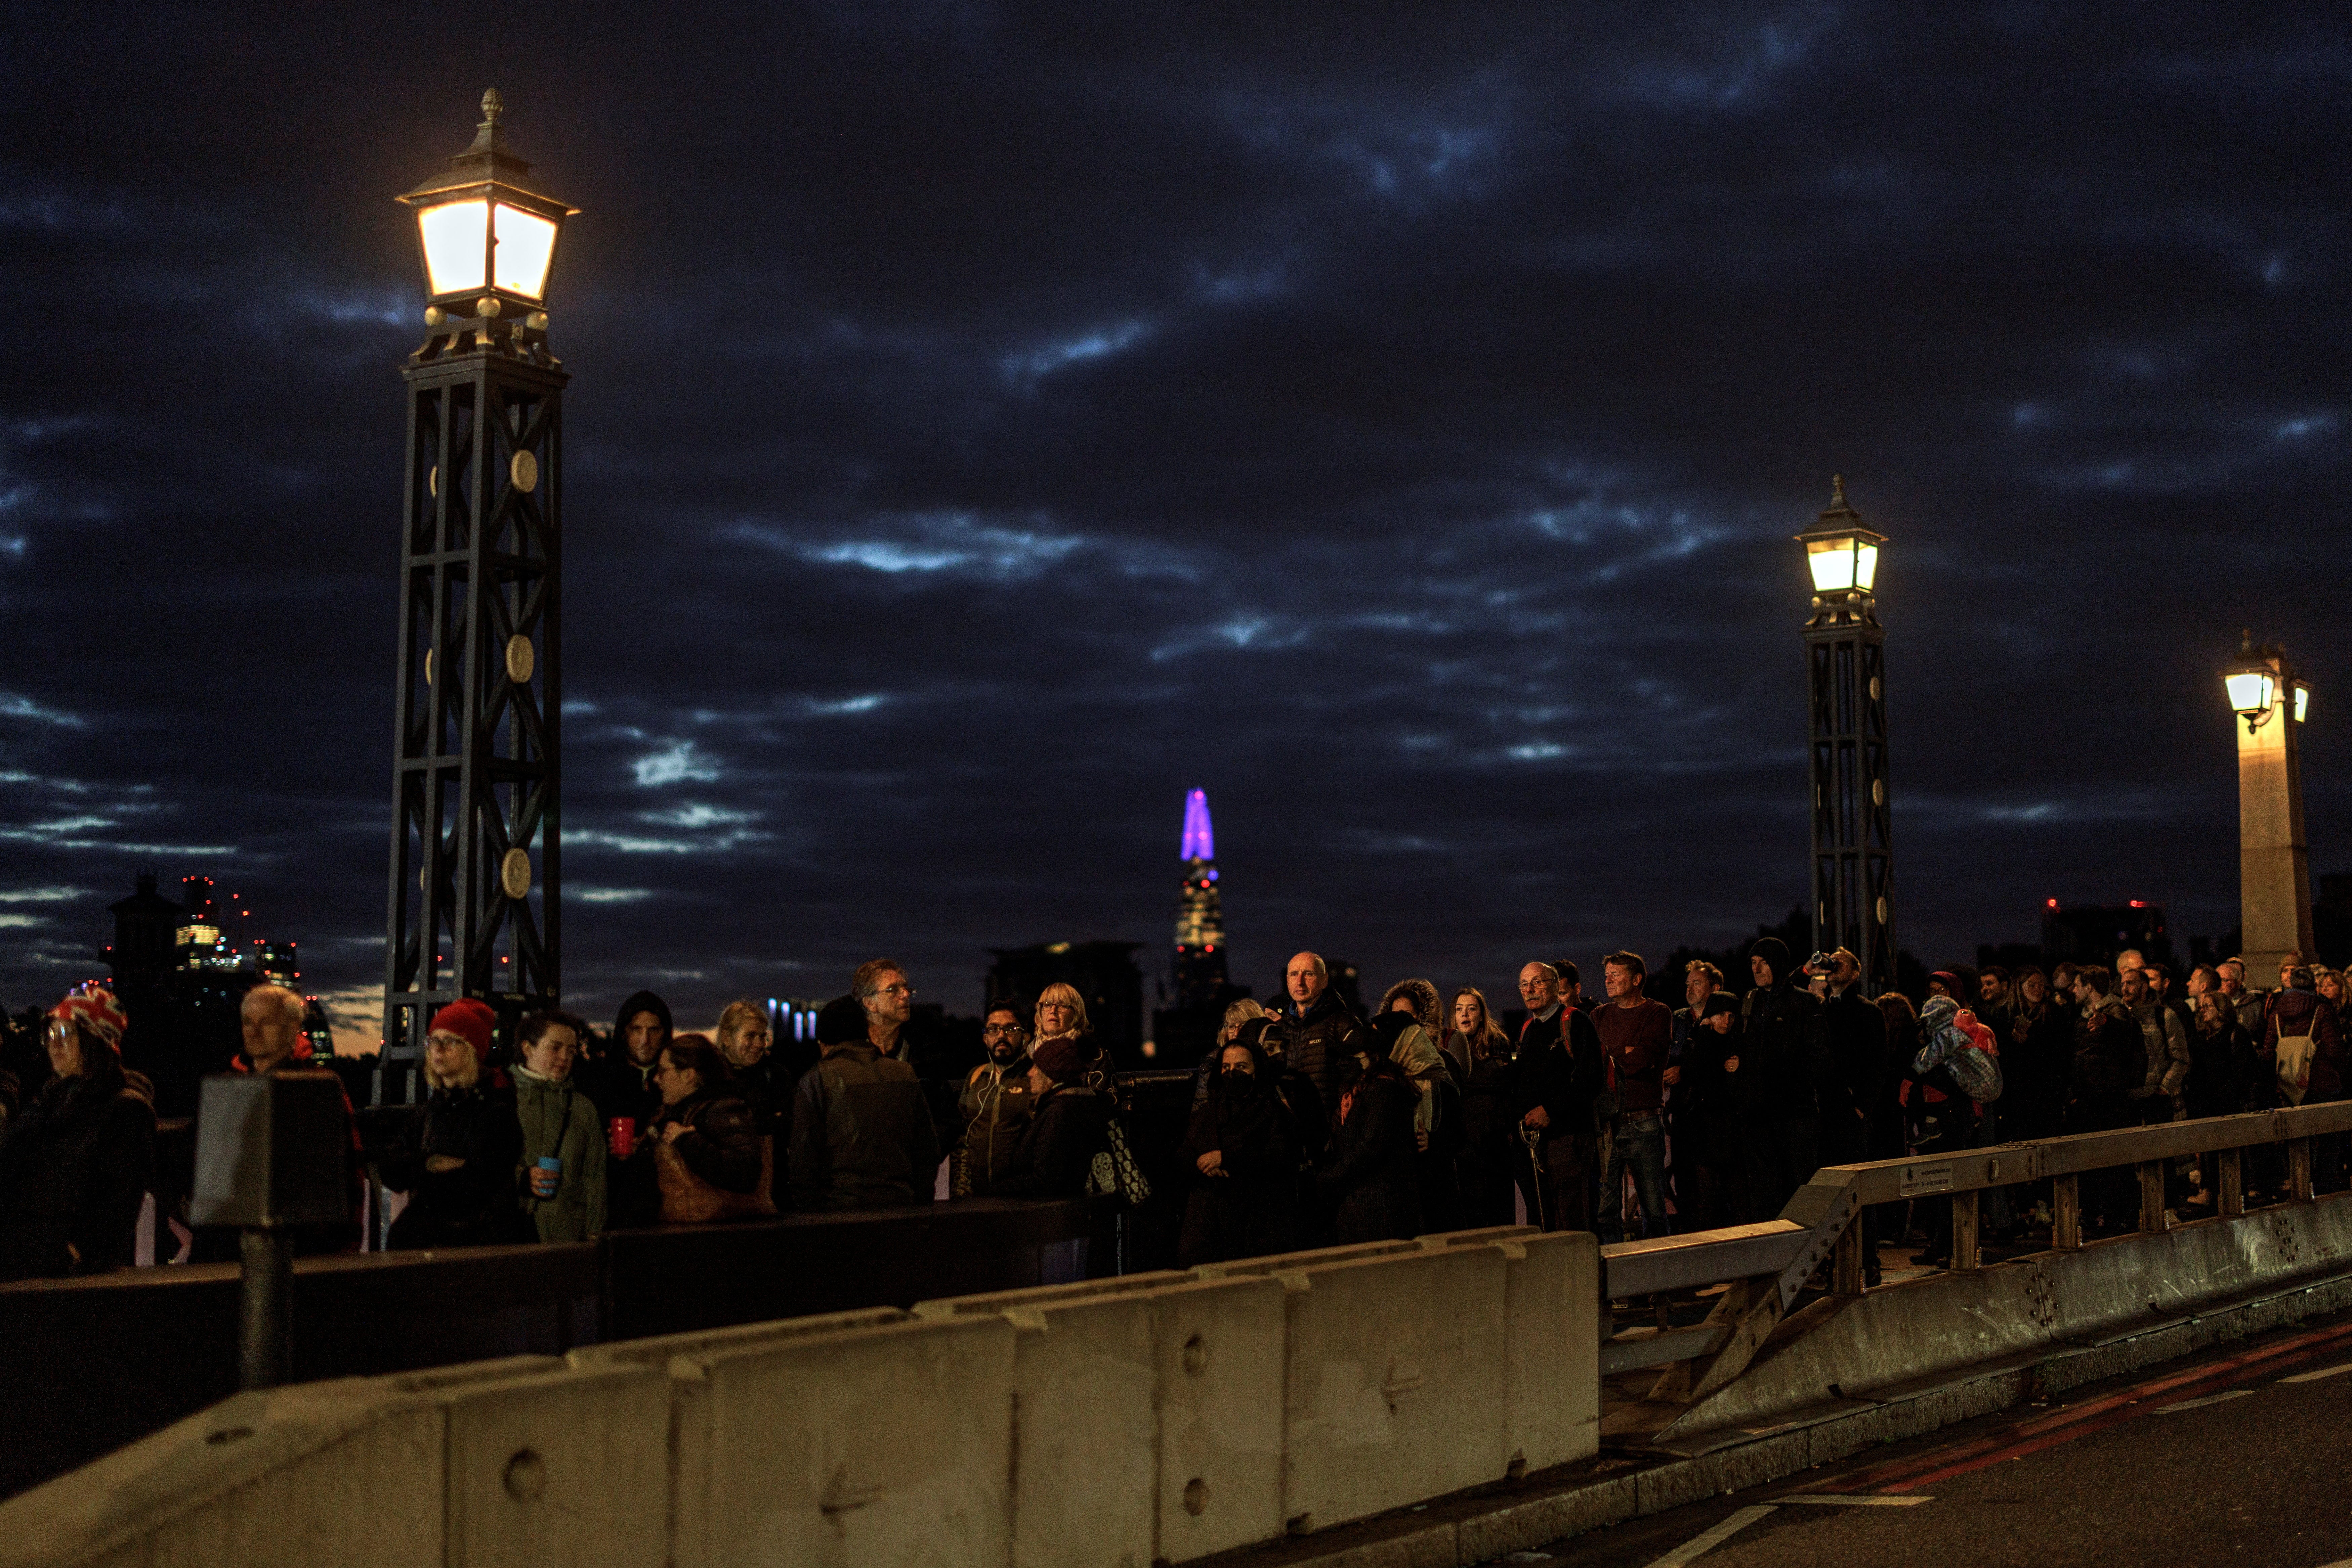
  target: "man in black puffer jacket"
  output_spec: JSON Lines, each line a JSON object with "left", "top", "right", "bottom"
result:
{"left": 1264, "top": 951, "right": 1365, "bottom": 1117}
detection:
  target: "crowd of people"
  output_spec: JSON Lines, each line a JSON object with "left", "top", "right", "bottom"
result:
{"left": 0, "top": 941, "right": 2341, "bottom": 1282}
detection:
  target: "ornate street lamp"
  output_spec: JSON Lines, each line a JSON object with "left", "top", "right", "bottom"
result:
{"left": 2225, "top": 631, "right": 2314, "bottom": 977}
{"left": 378, "top": 91, "right": 574, "bottom": 1103}
{"left": 1795, "top": 477, "right": 1896, "bottom": 995}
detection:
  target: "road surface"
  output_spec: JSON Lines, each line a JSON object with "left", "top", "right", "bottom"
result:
{"left": 1506, "top": 1305, "right": 2352, "bottom": 1568}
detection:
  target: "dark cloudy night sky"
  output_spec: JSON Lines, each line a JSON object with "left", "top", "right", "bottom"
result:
{"left": 1, "top": 4, "right": 2345, "bottom": 1042}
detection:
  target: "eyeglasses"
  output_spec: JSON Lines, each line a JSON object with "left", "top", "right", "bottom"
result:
{"left": 877, "top": 984, "right": 914, "bottom": 997}
{"left": 44, "top": 1019, "right": 75, "bottom": 1047}
{"left": 982, "top": 1025, "right": 1025, "bottom": 1038}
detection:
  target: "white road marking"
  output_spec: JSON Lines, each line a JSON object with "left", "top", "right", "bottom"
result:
{"left": 2280, "top": 1360, "right": 2352, "bottom": 1385}
{"left": 2153, "top": 1388, "right": 2257, "bottom": 1413}
{"left": 1644, "top": 1504, "right": 1778, "bottom": 1567}
{"left": 1780, "top": 1494, "right": 1935, "bottom": 1507}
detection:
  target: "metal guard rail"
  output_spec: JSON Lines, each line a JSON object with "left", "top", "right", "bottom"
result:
{"left": 1596, "top": 1099, "right": 2352, "bottom": 1383}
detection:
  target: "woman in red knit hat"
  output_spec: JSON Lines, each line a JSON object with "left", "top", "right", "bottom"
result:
{"left": 379, "top": 999, "right": 528, "bottom": 1249}
{"left": 0, "top": 986, "right": 157, "bottom": 1279}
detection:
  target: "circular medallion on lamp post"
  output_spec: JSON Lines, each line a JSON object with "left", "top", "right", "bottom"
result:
{"left": 504, "top": 635, "right": 535, "bottom": 684}
{"left": 500, "top": 848, "right": 532, "bottom": 900}
{"left": 510, "top": 450, "right": 539, "bottom": 493}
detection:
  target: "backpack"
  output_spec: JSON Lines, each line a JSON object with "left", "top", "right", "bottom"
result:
{"left": 2275, "top": 1018, "right": 2317, "bottom": 1106}
{"left": 1916, "top": 1011, "right": 2004, "bottom": 1104}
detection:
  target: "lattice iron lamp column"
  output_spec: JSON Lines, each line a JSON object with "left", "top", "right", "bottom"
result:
{"left": 378, "top": 92, "right": 577, "bottom": 1102}
{"left": 1796, "top": 477, "right": 1895, "bottom": 996}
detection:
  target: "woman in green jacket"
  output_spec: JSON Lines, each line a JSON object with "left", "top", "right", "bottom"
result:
{"left": 512, "top": 1009, "right": 608, "bottom": 1241}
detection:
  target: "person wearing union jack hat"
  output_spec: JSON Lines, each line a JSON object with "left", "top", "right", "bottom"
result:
{"left": 0, "top": 986, "right": 158, "bottom": 1280}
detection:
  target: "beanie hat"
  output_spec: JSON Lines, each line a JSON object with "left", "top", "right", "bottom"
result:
{"left": 54, "top": 985, "right": 127, "bottom": 1053}
{"left": 1031, "top": 1036, "right": 1089, "bottom": 1085}
{"left": 1919, "top": 994, "right": 1959, "bottom": 1031}
{"left": 815, "top": 995, "right": 869, "bottom": 1046}
{"left": 1699, "top": 993, "right": 1736, "bottom": 1021}
{"left": 1929, "top": 970, "right": 1966, "bottom": 1002}
{"left": 1751, "top": 937, "right": 1792, "bottom": 982}
{"left": 429, "top": 998, "right": 497, "bottom": 1065}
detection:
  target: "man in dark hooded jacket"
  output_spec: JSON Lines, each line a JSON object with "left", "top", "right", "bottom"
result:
{"left": 1740, "top": 937, "right": 1826, "bottom": 1216}
{"left": 590, "top": 990, "right": 670, "bottom": 1229}
{"left": 790, "top": 996, "right": 941, "bottom": 1209}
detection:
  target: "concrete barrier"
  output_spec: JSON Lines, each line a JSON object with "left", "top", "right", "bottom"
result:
{"left": 670, "top": 1313, "right": 1017, "bottom": 1568}
{"left": 1492, "top": 1231, "right": 1602, "bottom": 1474}
{"left": 916, "top": 1271, "right": 1289, "bottom": 1567}
{"left": 1192, "top": 1237, "right": 1425, "bottom": 1278}
{"left": 1147, "top": 1275, "right": 1291, "bottom": 1562}
{"left": 0, "top": 1355, "right": 671, "bottom": 1568}
{"left": 1271, "top": 1243, "right": 1512, "bottom": 1534}
{"left": 2, "top": 1226, "right": 1605, "bottom": 1566}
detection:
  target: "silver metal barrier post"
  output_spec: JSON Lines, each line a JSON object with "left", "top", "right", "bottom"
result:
{"left": 191, "top": 1072, "right": 354, "bottom": 1390}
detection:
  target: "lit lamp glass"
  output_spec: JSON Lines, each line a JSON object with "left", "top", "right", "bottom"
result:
{"left": 1805, "top": 534, "right": 1881, "bottom": 594}
{"left": 416, "top": 200, "right": 489, "bottom": 295}
{"left": 2293, "top": 683, "right": 2310, "bottom": 723}
{"left": 398, "top": 90, "right": 576, "bottom": 313}
{"left": 2224, "top": 666, "right": 2275, "bottom": 722}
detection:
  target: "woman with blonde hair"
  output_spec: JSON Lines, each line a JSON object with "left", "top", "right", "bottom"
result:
{"left": 1035, "top": 982, "right": 1091, "bottom": 1044}
{"left": 1034, "top": 981, "right": 1110, "bottom": 1086}
{"left": 383, "top": 999, "right": 527, "bottom": 1250}
{"left": 713, "top": 997, "right": 787, "bottom": 1145}
{"left": 1450, "top": 985, "right": 1519, "bottom": 1225}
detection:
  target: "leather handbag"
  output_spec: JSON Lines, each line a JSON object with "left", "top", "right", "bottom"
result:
{"left": 655, "top": 1133, "right": 777, "bottom": 1223}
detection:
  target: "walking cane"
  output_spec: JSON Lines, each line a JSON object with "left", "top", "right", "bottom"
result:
{"left": 1519, "top": 1122, "right": 1550, "bottom": 1230}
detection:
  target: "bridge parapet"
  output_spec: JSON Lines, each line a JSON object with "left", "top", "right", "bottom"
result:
{"left": 0, "top": 1229, "right": 1600, "bottom": 1567}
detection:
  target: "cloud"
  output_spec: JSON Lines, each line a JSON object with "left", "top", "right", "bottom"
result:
{"left": 0, "top": 693, "right": 85, "bottom": 727}
{"left": 733, "top": 511, "right": 1086, "bottom": 581}
{"left": 570, "top": 886, "right": 655, "bottom": 904}
{"left": 632, "top": 742, "right": 722, "bottom": 787}
{"left": 1000, "top": 319, "right": 1153, "bottom": 385}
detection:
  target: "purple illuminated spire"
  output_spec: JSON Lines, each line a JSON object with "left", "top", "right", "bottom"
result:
{"left": 1180, "top": 788, "right": 1214, "bottom": 862}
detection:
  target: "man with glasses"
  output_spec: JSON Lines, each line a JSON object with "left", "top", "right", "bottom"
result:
{"left": 954, "top": 1003, "right": 1037, "bottom": 1196}
{"left": 853, "top": 958, "right": 918, "bottom": 1062}
{"left": 789, "top": 994, "right": 941, "bottom": 1210}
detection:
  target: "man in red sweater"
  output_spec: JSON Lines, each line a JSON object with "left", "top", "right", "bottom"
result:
{"left": 1593, "top": 951, "right": 1675, "bottom": 1242}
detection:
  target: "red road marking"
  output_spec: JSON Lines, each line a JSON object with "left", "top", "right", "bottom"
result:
{"left": 1809, "top": 1319, "right": 2352, "bottom": 1495}
{"left": 1880, "top": 1321, "right": 2352, "bottom": 1493}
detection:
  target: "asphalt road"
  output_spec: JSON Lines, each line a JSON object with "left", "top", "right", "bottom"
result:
{"left": 1503, "top": 1308, "right": 2352, "bottom": 1568}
